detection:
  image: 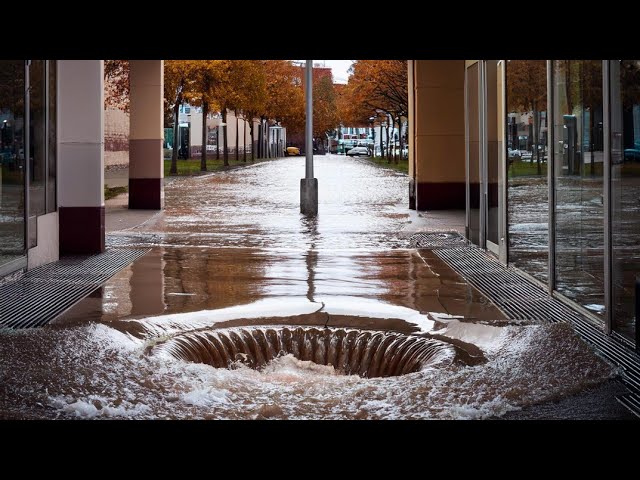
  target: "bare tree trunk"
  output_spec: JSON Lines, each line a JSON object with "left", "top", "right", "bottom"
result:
{"left": 243, "top": 115, "right": 247, "bottom": 162}
{"left": 397, "top": 116, "right": 403, "bottom": 164}
{"left": 235, "top": 110, "right": 239, "bottom": 162}
{"left": 216, "top": 125, "right": 220, "bottom": 160}
{"left": 170, "top": 97, "right": 180, "bottom": 174}
{"left": 201, "top": 100, "right": 208, "bottom": 172}
{"left": 250, "top": 120, "right": 255, "bottom": 161}
{"left": 385, "top": 123, "right": 391, "bottom": 163}
{"left": 379, "top": 124, "right": 383, "bottom": 158}
{"left": 257, "top": 120, "right": 262, "bottom": 158}
{"left": 222, "top": 109, "right": 229, "bottom": 166}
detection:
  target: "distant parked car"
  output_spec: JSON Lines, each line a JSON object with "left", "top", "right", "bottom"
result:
{"left": 346, "top": 146, "right": 369, "bottom": 157}
{"left": 624, "top": 141, "right": 640, "bottom": 161}
{"left": 285, "top": 146, "right": 301, "bottom": 156}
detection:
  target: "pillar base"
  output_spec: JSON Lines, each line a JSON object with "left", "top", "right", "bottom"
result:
{"left": 129, "top": 178, "right": 164, "bottom": 210}
{"left": 59, "top": 206, "right": 105, "bottom": 255}
{"left": 416, "top": 182, "right": 466, "bottom": 210}
{"left": 300, "top": 178, "right": 318, "bottom": 215}
{"left": 409, "top": 178, "right": 416, "bottom": 210}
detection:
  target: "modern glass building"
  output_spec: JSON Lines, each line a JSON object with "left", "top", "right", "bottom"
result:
{"left": 408, "top": 60, "right": 639, "bottom": 349}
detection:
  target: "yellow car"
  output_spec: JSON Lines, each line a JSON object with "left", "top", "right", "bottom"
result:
{"left": 285, "top": 146, "right": 300, "bottom": 156}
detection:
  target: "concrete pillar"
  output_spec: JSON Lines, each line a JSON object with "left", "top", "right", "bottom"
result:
{"left": 58, "top": 60, "right": 105, "bottom": 254}
{"left": 412, "top": 60, "right": 466, "bottom": 210}
{"left": 129, "top": 60, "right": 164, "bottom": 209}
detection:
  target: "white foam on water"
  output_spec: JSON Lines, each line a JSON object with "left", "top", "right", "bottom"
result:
{"left": 48, "top": 395, "right": 152, "bottom": 419}
{"left": 0, "top": 318, "right": 616, "bottom": 420}
{"left": 432, "top": 320, "right": 507, "bottom": 354}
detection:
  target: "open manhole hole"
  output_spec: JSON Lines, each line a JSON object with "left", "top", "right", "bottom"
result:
{"left": 151, "top": 326, "right": 455, "bottom": 378}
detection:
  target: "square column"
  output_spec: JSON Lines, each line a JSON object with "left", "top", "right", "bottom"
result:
{"left": 129, "top": 60, "right": 164, "bottom": 209}
{"left": 58, "top": 60, "right": 105, "bottom": 254}
{"left": 412, "top": 60, "right": 466, "bottom": 210}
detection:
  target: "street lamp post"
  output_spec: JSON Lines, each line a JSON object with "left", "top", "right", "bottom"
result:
{"left": 300, "top": 59, "right": 318, "bottom": 215}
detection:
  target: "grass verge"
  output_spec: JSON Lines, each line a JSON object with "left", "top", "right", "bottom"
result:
{"left": 364, "top": 156, "right": 409, "bottom": 174}
{"left": 163, "top": 156, "right": 276, "bottom": 177}
{"left": 104, "top": 185, "right": 127, "bottom": 200}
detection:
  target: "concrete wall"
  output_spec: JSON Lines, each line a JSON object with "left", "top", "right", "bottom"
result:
{"left": 411, "top": 60, "right": 466, "bottom": 210}
{"left": 104, "top": 107, "right": 129, "bottom": 168}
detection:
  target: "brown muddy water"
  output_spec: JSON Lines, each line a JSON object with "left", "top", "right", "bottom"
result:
{"left": 0, "top": 155, "right": 620, "bottom": 419}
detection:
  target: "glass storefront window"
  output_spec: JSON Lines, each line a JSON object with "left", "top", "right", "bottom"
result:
{"left": 611, "top": 60, "right": 640, "bottom": 343}
{"left": 553, "top": 60, "right": 605, "bottom": 316}
{"left": 506, "top": 60, "right": 549, "bottom": 283}
{"left": 0, "top": 61, "right": 26, "bottom": 267}
{"left": 0, "top": 60, "right": 56, "bottom": 274}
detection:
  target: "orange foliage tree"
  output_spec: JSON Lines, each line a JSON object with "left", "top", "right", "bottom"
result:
{"left": 164, "top": 60, "right": 196, "bottom": 174}
{"left": 234, "top": 60, "right": 267, "bottom": 161}
{"left": 339, "top": 60, "right": 408, "bottom": 161}
{"left": 262, "top": 60, "right": 304, "bottom": 156}
{"left": 104, "top": 60, "right": 129, "bottom": 111}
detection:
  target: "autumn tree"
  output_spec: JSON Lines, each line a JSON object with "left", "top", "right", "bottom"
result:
{"left": 198, "top": 60, "right": 249, "bottom": 166}
{"left": 104, "top": 60, "right": 129, "bottom": 111}
{"left": 336, "top": 81, "right": 372, "bottom": 127}
{"left": 340, "top": 60, "right": 408, "bottom": 162}
{"left": 188, "top": 60, "right": 224, "bottom": 171}
{"left": 164, "top": 60, "right": 194, "bottom": 174}
{"left": 312, "top": 72, "right": 339, "bottom": 152}
{"left": 263, "top": 60, "right": 305, "bottom": 157}
{"left": 235, "top": 60, "right": 267, "bottom": 161}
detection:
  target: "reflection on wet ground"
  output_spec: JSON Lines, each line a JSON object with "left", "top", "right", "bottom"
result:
{"left": 0, "top": 155, "right": 626, "bottom": 419}
{"left": 508, "top": 176, "right": 548, "bottom": 283}
{"left": 509, "top": 174, "right": 616, "bottom": 316}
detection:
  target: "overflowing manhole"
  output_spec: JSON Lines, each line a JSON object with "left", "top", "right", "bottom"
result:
{"left": 150, "top": 326, "right": 455, "bottom": 378}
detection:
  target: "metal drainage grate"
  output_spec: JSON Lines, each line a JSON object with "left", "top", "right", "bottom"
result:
{"left": 414, "top": 235, "right": 640, "bottom": 418}
{"left": 0, "top": 248, "right": 149, "bottom": 329}
{"left": 617, "top": 393, "right": 640, "bottom": 418}
{"left": 409, "top": 231, "right": 468, "bottom": 249}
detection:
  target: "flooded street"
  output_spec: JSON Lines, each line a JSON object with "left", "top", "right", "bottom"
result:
{"left": 0, "top": 155, "right": 623, "bottom": 419}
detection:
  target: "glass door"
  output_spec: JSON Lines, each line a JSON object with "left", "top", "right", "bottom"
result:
{"left": 552, "top": 61, "right": 605, "bottom": 318}
{"left": 609, "top": 60, "right": 640, "bottom": 345}
{"left": 466, "top": 60, "right": 503, "bottom": 256}
{"left": 0, "top": 60, "right": 26, "bottom": 274}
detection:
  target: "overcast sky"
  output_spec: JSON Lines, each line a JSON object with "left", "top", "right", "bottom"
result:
{"left": 293, "top": 60, "right": 354, "bottom": 84}
{"left": 321, "top": 60, "right": 353, "bottom": 84}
